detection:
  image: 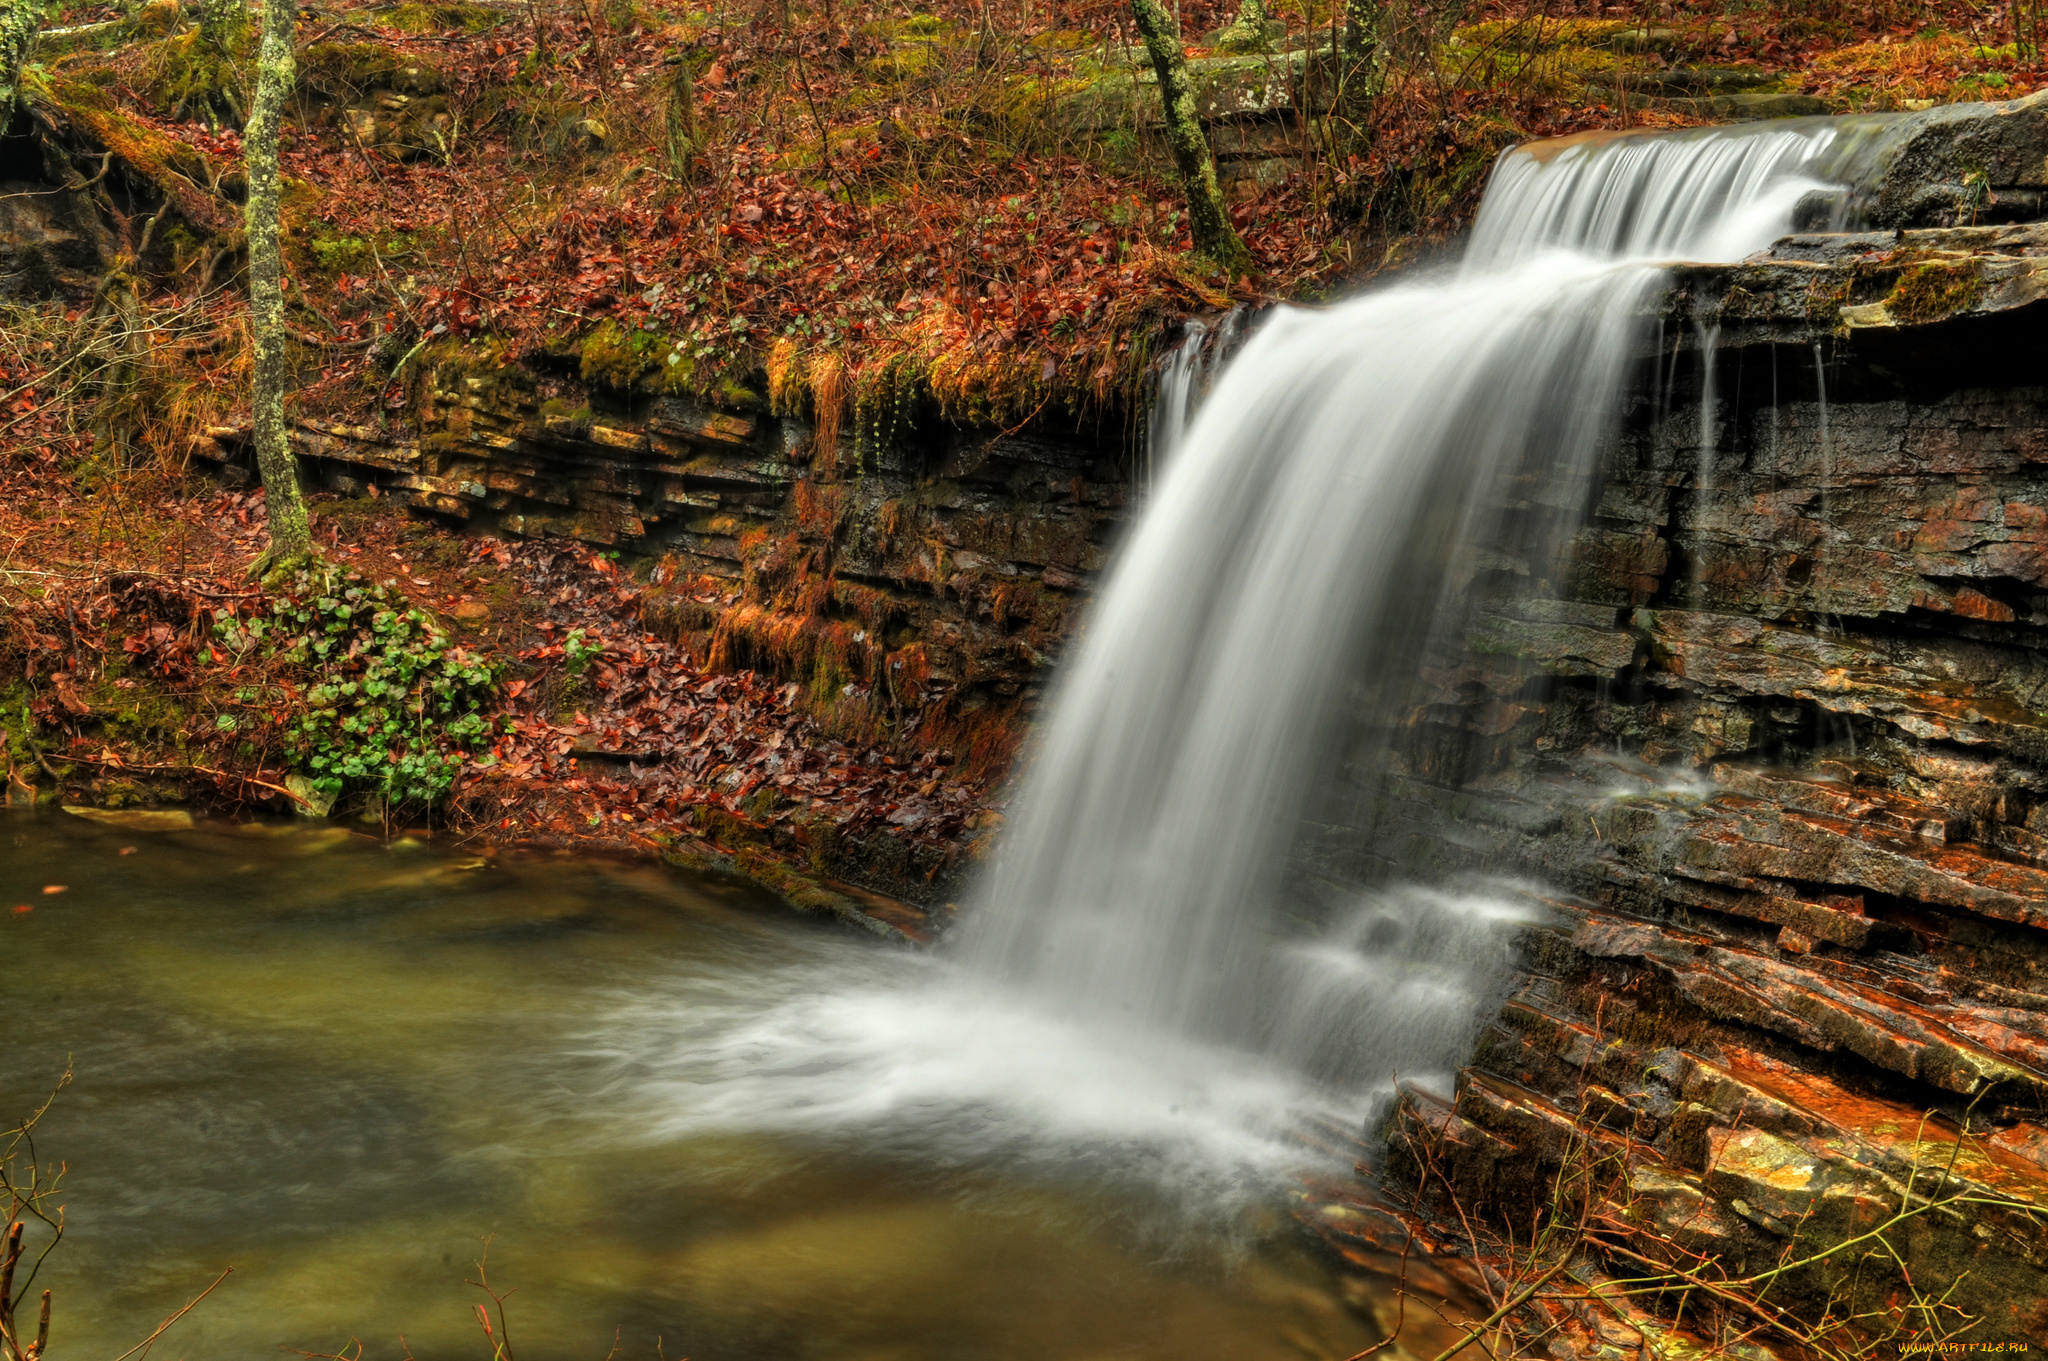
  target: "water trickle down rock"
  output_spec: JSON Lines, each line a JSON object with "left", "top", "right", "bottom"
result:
{"left": 1298, "top": 93, "right": 2048, "bottom": 1349}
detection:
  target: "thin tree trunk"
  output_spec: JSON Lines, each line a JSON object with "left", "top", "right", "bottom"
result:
{"left": 1, "top": 0, "right": 42, "bottom": 110}
{"left": 662, "top": 54, "right": 699, "bottom": 174}
{"left": 1341, "top": 0, "right": 1388, "bottom": 104}
{"left": 244, "top": 0, "right": 310, "bottom": 568}
{"left": 1217, "top": 0, "right": 1271, "bottom": 53}
{"left": 199, "top": 0, "right": 242, "bottom": 53}
{"left": 1129, "top": 0, "right": 1248, "bottom": 276}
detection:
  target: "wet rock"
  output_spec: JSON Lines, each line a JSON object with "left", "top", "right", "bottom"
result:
{"left": 60, "top": 804, "right": 196, "bottom": 830}
{"left": 282, "top": 774, "right": 336, "bottom": 819}
{"left": 1344, "top": 194, "right": 2048, "bottom": 1334}
{"left": 1854, "top": 90, "right": 2048, "bottom": 229}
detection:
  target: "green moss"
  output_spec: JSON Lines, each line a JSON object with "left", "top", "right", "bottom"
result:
{"left": 1887, "top": 260, "right": 1983, "bottom": 325}
{"left": 428, "top": 335, "right": 512, "bottom": 383}
{"left": 864, "top": 45, "right": 941, "bottom": 81}
{"left": 306, "top": 229, "right": 415, "bottom": 275}
{"left": 130, "top": 0, "right": 186, "bottom": 40}
{"left": 142, "top": 27, "right": 250, "bottom": 119}
{"left": 577, "top": 319, "right": 667, "bottom": 390}
{"left": 716, "top": 375, "right": 766, "bottom": 410}
{"left": 369, "top": 3, "right": 503, "bottom": 34}
{"left": 30, "top": 74, "right": 235, "bottom": 231}
{"left": 1028, "top": 28, "right": 1094, "bottom": 52}
{"left": 299, "top": 42, "right": 444, "bottom": 97}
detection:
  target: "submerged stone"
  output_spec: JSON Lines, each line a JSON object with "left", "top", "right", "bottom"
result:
{"left": 60, "top": 804, "right": 196, "bottom": 830}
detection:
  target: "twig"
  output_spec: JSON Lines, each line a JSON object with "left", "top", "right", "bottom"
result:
{"left": 54, "top": 752, "right": 310, "bottom": 807}
{"left": 104, "top": 1266, "right": 233, "bottom": 1361}
{"left": 1425, "top": 1252, "right": 1576, "bottom": 1361}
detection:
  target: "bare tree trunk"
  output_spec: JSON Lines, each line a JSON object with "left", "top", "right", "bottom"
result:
{"left": 1, "top": 0, "right": 42, "bottom": 110}
{"left": 244, "top": 0, "right": 310, "bottom": 568}
{"left": 1129, "top": 0, "right": 1248, "bottom": 276}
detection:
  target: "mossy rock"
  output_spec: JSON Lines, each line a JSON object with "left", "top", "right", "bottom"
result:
{"left": 1886, "top": 260, "right": 1984, "bottom": 324}
{"left": 1027, "top": 29, "right": 1096, "bottom": 53}
{"left": 29, "top": 75, "right": 235, "bottom": 231}
{"left": 716, "top": 374, "right": 765, "bottom": 410}
{"left": 300, "top": 42, "right": 445, "bottom": 99}
{"left": 304, "top": 229, "right": 415, "bottom": 276}
{"left": 368, "top": 3, "right": 504, "bottom": 34}
{"left": 862, "top": 44, "right": 942, "bottom": 81}
{"left": 1207, "top": 18, "right": 1282, "bottom": 55}
{"left": 431, "top": 336, "right": 515, "bottom": 382}
{"left": 138, "top": 25, "right": 251, "bottom": 123}
{"left": 578, "top": 320, "right": 663, "bottom": 390}
{"left": 573, "top": 322, "right": 700, "bottom": 394}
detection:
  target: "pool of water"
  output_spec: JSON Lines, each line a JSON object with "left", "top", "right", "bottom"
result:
{"left": 1, "top": 809, "right": 1420, "bottom": 1360}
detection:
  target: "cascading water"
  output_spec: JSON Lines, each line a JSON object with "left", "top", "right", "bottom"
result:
{"left": 1694, "top": 319, "right": 1721, "bottom": 605}
{"left": 962, "top": 125, "right": 1839, "bottom": 1077}
{"left": 607, "top": 121, "right": 1856, "bottom": 1208}
{"left": 1149, "top": 319, "right": 1210, "bottom": 482}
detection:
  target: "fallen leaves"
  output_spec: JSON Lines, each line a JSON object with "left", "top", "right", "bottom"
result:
{"left": 466, "top": 539, "right": 988, "bottom": 859}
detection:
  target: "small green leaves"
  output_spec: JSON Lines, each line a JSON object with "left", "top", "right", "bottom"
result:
{"left": 236, "top": 566, "right": 502, "bottom": 809}
{"left": 564, "top": 627, "right": 604, "bottom": 676}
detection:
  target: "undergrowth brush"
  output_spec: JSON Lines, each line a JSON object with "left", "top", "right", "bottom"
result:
{"left": 214, "top": 566, "right": 503, "bottom": 810}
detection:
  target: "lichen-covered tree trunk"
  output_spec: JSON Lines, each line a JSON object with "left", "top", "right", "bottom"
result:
{"left": 662, "top": 55, "right": 699, "bottom": 174}
{"left": 1341, "top": 0, "right": 1388, "bottom": 104}
{"left": 1128, "top": 0, "right": 1249, "bottom": 277}
{"left": 243, "top": 0, "right": 310, "bottom": 566}
{"left": 199, "top": 0, "right": 243, "bottom": 53}
{"left": 1, "top": 0, "right": 45, "bottom": 109}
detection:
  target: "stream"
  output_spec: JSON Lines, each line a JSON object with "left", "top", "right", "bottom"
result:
{"left": 1, "top": 809, "right": 1402, "bottom": 1359}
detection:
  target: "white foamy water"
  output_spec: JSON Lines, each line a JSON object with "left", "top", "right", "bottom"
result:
{"left": 606, "top": 121, "right": 1850, "bottom": 1212}
{"left": 599, "top": 950, "right": 1340, "bottom": 1206}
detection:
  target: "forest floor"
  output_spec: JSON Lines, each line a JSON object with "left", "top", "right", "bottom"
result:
{"left": 0, "top": 455, "right": 977, "bottom": 935}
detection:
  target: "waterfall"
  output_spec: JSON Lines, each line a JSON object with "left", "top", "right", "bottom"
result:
{"left": 1149, "top": 320, "right": 1210, "bottom": 485}
{"left": 1694, "top": 320, "right": 1722, "bottom": 606}
{"left": 962, "top": 125, "right": 1840, "bottom": 1084}
{"left": 614, "top": 122, "right": 1861, "bottom": 1206}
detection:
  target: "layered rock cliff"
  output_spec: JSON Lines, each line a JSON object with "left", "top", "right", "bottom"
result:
{"left": 1299, "top": 213, "right": 2048, "bottom": 1348}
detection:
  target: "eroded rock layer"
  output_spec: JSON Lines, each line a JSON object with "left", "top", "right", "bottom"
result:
{"left": 1302, "top": 223, "right": 2048, "bottom": 1348}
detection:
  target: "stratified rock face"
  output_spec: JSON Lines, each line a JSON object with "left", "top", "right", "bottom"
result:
{"left": 1314, "top": 212, "right": 2048, "bottom": 1342}
{"left": 221, "top": 353, "right": 1127, "bottom": 732}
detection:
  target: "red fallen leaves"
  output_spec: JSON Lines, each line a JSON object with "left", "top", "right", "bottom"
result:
{"left": 77, "top": 1, "right": 2001, "bottom": 441}
{"left": 5, "top": 472, "right": 990, "bottom": 862}
{"left": 471, "top": 540, "right": 989, "bottom": 855}
{"left": 122, "top": 621, "right": 198, "bottom": 681}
